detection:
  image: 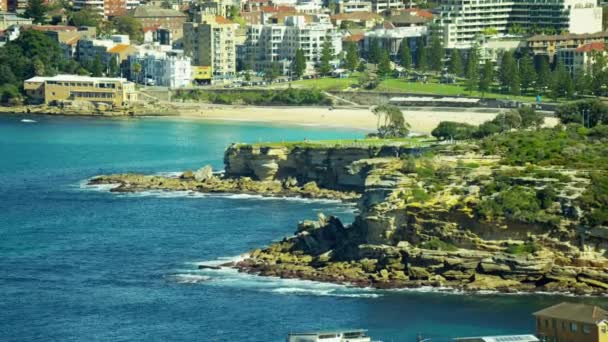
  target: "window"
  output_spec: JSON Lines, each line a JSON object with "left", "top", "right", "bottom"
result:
{"left": 583, "top": 324, "right": 591, "bottom": 334}
{"left": 570, "top": 322, "right": 577, "bottom": 333}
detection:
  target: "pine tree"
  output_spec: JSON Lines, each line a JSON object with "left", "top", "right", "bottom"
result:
{"left": 429, "top": 36, "right": 444, "bottom": 72}
{"left": 519, "top": 55, "right": 536, "bottom": 93}
{"left": 293, "top": 48, "right": 307, "bottom": 77}
{"left": 318, "top": 39, "right": 333, "bottom": 75}
{"left": 465, "top": 46, "right": 479, "bottom": 92}
{"left": 535, "top": 56, "right": 551, "bottom": 93}
{"left": 345, "top": 43, "right": 359, "bottom": 72}
{"left": 448, "top": 49, "right": 463, "bottom": 77}
{"left": 478, "top": 60, "right": 493, "bottom": 95}
{"left": 553, "top": 63, "right": 574, "bottom": 99}
{"left": 499, "top": 51, "right": 517, "bottom": 93}
{"left": 91, "top": 55, "right": 104, "bottom": 77}
{"left": 24, "top": 0, "right": 48, "bottom": 24}
{"left": 511, "top": 64, "right": 521, "bottom": 95}
{"left": 416, "top": 46, "right": 428, "bottom": 71}
{"left": 368, "top": 39, "right": 381, "bottom": 64}
{"left": 377, "top": 50, "right": 392, "bottom": 77}
{"left": 399, "top": 39, "right": 412, "bottom": 69}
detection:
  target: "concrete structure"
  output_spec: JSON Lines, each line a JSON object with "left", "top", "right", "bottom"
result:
{"left": 557, "top": 41, "right": 607, "bottom": 75}
{"left": 527, "top": 31, "right": 608, "bottom": 62}
{"left": 132, "top": 6, "right": 188, "bottom": 40}
{"left": 183, "top": 15, "right": 238, "bottom": 80}
{"left": 371, "top": 0, "right": 404, "bottom": 13}
{"left": 127, "top": 45, "right": 192, "bottom": 87}
{"left": 0, "top": 12, "right": 32, "bottom": 30}
{"left": 478, "top": 36, "right": 525, "bottom": 63}
{"left": 534, "top": 302, "right": 608, "bottom": 342}
{"left": 364, "top": 25, "right": 426, "bottom": 57}
{"left": 242, "top": 15, "right": 342, "bottom": 74}
{"left": 336, "top": 0, "right": 372, "bottom": 13}
{"left": 455, "top": 335, "right": 539, "bottom": 342}
{"left": 438, "top": 0, "right": 603, "bottom": 49}
{"left": 24, "top": 75, "right": 137, "bottom": 106}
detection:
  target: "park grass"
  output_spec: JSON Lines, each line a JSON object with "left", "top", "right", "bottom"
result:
{"left": 289, "top": 77, "right": 358, "bottom": 91}
{"left": 244, "top": 136, "right": 435, "bottom": 149}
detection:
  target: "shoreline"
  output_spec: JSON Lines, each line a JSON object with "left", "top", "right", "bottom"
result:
{"left": 1, "top": 104, "right": 558, "bottom": 133}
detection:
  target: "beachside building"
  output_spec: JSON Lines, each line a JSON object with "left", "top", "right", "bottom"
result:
{"left": 437, "top": 0, "right": 603, "bottom": 49}
{"left": 364, "top": 25, "right": 427, "bottom": 58}
{"left": 183, "top": 15, "right": 239, "bottom": 80}
{"left": 127, "top": 45, "right": 192, "bottom": 87}
{"left": 242, "top": 15, "right": 342, "bottom": 75}
{"left": 527, "top": 32, "right": 608, "bottom": 62}
{"left": 24, "top": 75, "right": 137, "bottom": 106}
{"left": 534, "top": 302, "right": 608, "bottom": 342}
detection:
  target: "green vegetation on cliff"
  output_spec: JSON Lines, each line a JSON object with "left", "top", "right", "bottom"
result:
{"left": 173, "top": 88, "right": 332, "bottom": 106}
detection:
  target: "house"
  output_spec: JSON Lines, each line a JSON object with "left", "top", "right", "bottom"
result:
{"left": 557, "top": 41, "right": 607, "bottom": 75}
{"left": 330, "top": 12, "right": 383, "bottom": 29}
{"left": 534, "top": 302, "right": 608, "bottom": 342}
{"left": 24, "top": 74, "right": 137, "bottom": 106}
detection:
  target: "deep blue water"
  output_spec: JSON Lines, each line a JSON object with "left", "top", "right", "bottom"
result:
{"left": 1, "top": 115, "right": 604, "bottom": 342}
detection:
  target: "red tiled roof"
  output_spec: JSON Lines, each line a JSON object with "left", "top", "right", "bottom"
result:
{"left": 260, "top": 5, "right": 295, "bottom": 13}
{"left": 331, "top": 12, "right": 381, "bottom": 21}
{"left": 343, "top": 33, "right": 364, "bottom": 42}
{"left": 108, "top": 44, "right": 131, "bottom": 53}
{"left": 143, "top": 24, "right": 161, "bottom": 32}
{"left": 214, "top": 15, "right": 234, "bottom": 24}
{"left": 401, "top": 8, "right": 433, "bottom": 19}
{"left": 575, "top": 41, "right": 606, "bottom": 53}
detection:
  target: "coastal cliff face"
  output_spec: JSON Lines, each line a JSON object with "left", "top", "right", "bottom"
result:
{"left": 224, "top": 144, "right": 423, "bottom": 191}
{"left": 230, "top": 142, "right": 608, "bottom": 294}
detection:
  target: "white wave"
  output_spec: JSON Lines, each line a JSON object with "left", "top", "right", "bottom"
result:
{"left": 153, "top": 171, "right": 183, "bottom": 178}
{"left": 77, "top": 180, "right": 120, "bottom": 192}
{"left": 21, "top": 119, "right": 37, "bottom": 123}
{"left": 167, "top": 274, "right": 211, "bottom": 284}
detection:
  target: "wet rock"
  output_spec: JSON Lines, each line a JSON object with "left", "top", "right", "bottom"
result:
{"left": 194, "top": 165, "right": 213, "bottom": 182}
{"left": 180, "top": 170, "right": 194, "bottom": 179}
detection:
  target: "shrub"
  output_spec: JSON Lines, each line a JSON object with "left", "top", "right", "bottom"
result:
{"left": 505, "top": 242, "right": 539, "bottom": 255}
{"left": 420, "top": 238, "right": 458, "bottom": 251}
{"left": 431, "top": 121, "right": 477, "bottom": 140}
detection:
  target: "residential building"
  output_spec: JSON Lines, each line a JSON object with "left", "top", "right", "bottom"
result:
{"left": 1, "top": 0, "right": 7, "bottom": 11}
{"left": 77, "top": 35, "right": 136, "bottom": 67}
{"left": 183, "top": 15, "right": 238, "bottom": 79}
{"left": 24, "top": 74, "right": 137, "bottom": 106}
{"left": 557, "top": 41, "right": 607, "bottom": 75}
{"left": 143, "top": 26, "right": 173, "bottom": 45}
{"left": 477, "top": 36, "right": 525, "bottom": 64}
{"left": 330, "top": 12, "right": 383, "bottom": 29}
{"left": 127, "top": 45, "right": 192, "bottom": 87}
{"left": 527, "top": 31, "right": 608, "bottom": 62}
{"left": 242, "top": 15, "right": 342, "bottom": 75}
{"left": 364, "top": 25, "right": 426, "bottom": 57}
{"left": 0, "top": 12, "right": 33, "bottom": 30}
{"left": 371, "top": 0, "right": 404, "bottom": 13}
{"left": 192, "top": 65, "right": 212, "bottom": 84}
{"left": 7, "top": 0, "right": 27, "bottom": 11}
{"left": 438, "top": 0, "right": 603, "bottom": 49}
{"left": 335, "top": 0, "right": 372, "bottom": 14}
{"left": 73, "top": 0, "right": 106, "bottom": 16}
{"left": 104, "top": 0, "right": 127, "bottom": 17}
{"left": 21, "top": 25, "right": 97, "bottom": 59}
{"left": 132, "top": 6, "right": 188, "bottom": 40}
{"left": 385, "top": 8, "right": 432, "bottom": 27}
{"left": 534, "top": 302, "right": 608, "bottom": 342}
{"left": 73, "top": 0, "right": 139, "bottom": 17}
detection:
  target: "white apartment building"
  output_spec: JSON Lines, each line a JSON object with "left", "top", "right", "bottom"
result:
{"left": 438, "top": 0, "right": 603, "bottom": 49}
{"left": 73, "top": 0, "right": 140, "bottom": 17}
{"left": 371, "top": 0, "right": 404, "bottom": 13}
{"left": 335, "top": 0, "right": 372, "bottom": 13}
{"left": 183, "top": 15, "right": 238, "bottom": 80}
{"left": 73, "top": 0, "right": 105, "bottom": 15}
{"left": 243, "top": 15, "right": 342, "bottom": 75}
{"left": 128, "top": 45, "right": 192, "bottom": 87}
{"left": 364, "top": 26, "right": 427, "bottom": 57}
{"left": 77, "top": 35, "right": 131, "bottom": 65}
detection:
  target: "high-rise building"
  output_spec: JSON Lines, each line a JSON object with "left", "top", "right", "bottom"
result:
{"left": 438, "top": 0, "right": 603, "bottom": 49}
{"left": 242, "top": 15, "right": 342, "bottom": 75}
{"left": 183, "top": 15, "right": 238, "bottom": 80}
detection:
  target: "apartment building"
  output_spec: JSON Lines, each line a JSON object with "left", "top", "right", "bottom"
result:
{"left": 242, "top": 15, "right": 342, "bottom": 75}
{"left": 24, "top": 75, "right": 137, "bottom": 106}
{"left": 335, "top": 0, "right": 372, "bottom": 14}
{"left": 371, "top": 0, "right": 404, "bottom": 13}
{"left": 364, "top": 25, "right": 426, "bottom": 57}
{"left": 127, "top": 45, "right": 192, "bottom": 87}
{"left": 183, "top": 15, "right": 238, "bottom": 79}
{"left": 438, "top": 0, "right": 603, "bottom": 49}
{"left": 73, "top": 0, "right": 139, "bottom": 17}
{"left": 132, "top": 6, "right": 188, "bottom": 40}
{"left": 77, "top": 35, "right": 136, "bottom": 66}
{"left": 527, "top": 31, "right": 608, "bottom": 61}
{"left": 557, "top": 41, "right": 607, "bottom": 75}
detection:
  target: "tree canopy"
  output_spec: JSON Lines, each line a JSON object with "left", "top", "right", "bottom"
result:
{"left": 371, "top": 104, "right": 410, "bottom": 138}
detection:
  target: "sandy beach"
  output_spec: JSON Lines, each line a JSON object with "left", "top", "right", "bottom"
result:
{"left": 173, "top": 104, "right": 557, "bottom": 133}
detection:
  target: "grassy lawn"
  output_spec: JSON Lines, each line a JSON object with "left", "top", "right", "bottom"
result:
{"left": 247, "top": 136, "right": 435, "bottom": 149}
{"left": 286, "top": 76, "right": 549, "bottom": 103}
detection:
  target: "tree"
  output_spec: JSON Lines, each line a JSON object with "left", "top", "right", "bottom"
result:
{"left": 368, "top": 38, "right": 381, "bottom": 64}
{"left": 499, "top": 51, "right": 517, "bottom": 93}
{"left": 431, "top": 121, "right": 476, "bottom": 140}
{"left": 519, "top": 55, "right": 536, "bottom": 92}
{"left": 479, "top": 60, "right": 494, "bottom": 95}
{"left": 371, "top": 104, "right": 410, "bottom": 138}
{"left": 428, "top": 36, "right": 444, "bottom": 72}
{"left": 377, "top": 50, "right": 392, "bottom": 77}
{"left": 131, "top": 62, "right": 142, "bottom": 83}
{"left": 0, "top": 84, "right": 22, "bottom": 105}
{"left": 590, "top": 51, "right": 608, "bottom": 95}
{"left": 112, "top": 16, "right": 143, "bottom": 43}
{"left": 264, "top": 63, "right": 280, "bottom": 82}
{"left": 293, "top": 48, "right": 307, "bottom": 78}
{"left": 345, "top": 43, "right": 359, "bottom": 72}
{"left": 68, "top": 9, "right": 102, "bottom": 28}
{"left": 317, "top": 38, "right": 333, "bottom": 75}
{"left": 465, "top": 45, "right": 479, "bottom": 92}
{"left": 535, "top": 55, "right": 551, "bottom": 93}
{"left": 551, "top": 63, "right": 573, "bottom": 99}
{"left": 108, "top": 57, "right": 120, "bottom": 77}
{"left": 399, "top": 39, "right": 412, "bottom": 69}
{"left": 24, "top": 0, "right": 48, "bottom": 24}
{"left": 416, "top": 44, "right": 428, "bottom": 71}
{"left": 3, "top": 30, "right": 63, "bottom": 80}
{"left": 555, "top": 99, "right": 608, "bottom": 127}
{"left": 32, "top": 57, "right": 45, "bottom": 76}
{"left": 358, "top": 70, "right": 378, "bottom": 89}
{"left": 90, "top": 55, "right": 104, "bottom": 77}
{"left": 448, "top": 49, "right": 463, "bottom": 77}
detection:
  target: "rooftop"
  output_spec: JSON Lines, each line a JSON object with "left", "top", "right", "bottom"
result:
{"left": 330, "top": 12, "right": 381, "bottom": 21}
{"left": 214, "top": 15, "right": 234, "bottom": 25}
{"left": 575, "top": 41, "right": 606, "bottom": 52}
{"left": 25, "top": 74, "right": 129, "bottom": 83}
{"left": 343, "top": 32, "right": 364, "bottom": 42}
{"left": 528, "top": 31, "right": 608, "bottom": 42}
{"left": 533, "top": 302, "right": 608, "bottom": 324}
{"left": 107, "top": 44, "right": 131, "bottom": 53}
{"left": 132, "top": 6, "right": 187, "bottom": 18}
{"left": 260, "top": 5, "right": 296, "bottom": 13}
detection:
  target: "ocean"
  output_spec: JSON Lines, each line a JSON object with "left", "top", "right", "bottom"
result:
{"left": 0, "top": 115, "right": 604, "bottom": 342}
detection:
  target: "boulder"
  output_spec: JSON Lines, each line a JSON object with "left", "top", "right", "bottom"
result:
{"left": 194, "top": 165, "right": 213, "bottom": 182}
{"left": 465, "top": 274, "right": 520, "bottom": 291}
{"left": 180, "top": 170, "right": 194, "bottom": 179}
{"left": 408, "top": 266, "right": 431, "bottom": 280}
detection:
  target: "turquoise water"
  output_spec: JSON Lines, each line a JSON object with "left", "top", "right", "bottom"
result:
{"left": 0, "top": 115, "right": 604, "bottom": 342}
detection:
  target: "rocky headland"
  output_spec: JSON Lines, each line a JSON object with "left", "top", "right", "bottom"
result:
{"left": 92, "top": 136, "right": 608, "bottom": 295}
